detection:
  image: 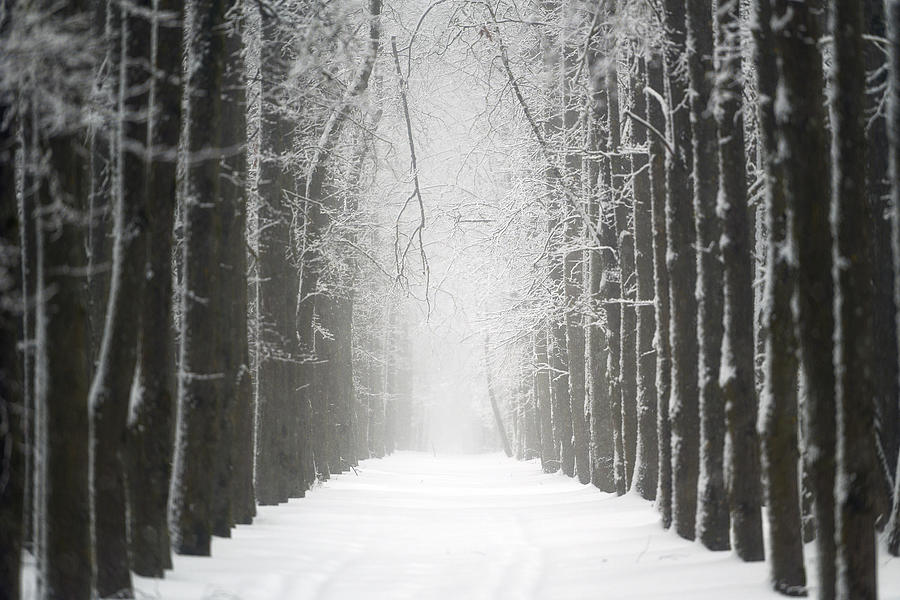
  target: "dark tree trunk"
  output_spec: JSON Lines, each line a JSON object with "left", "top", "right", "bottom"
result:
{"left": 773, "top": 0, "right": 837, "bottom": 596}
{"left": 716, "top": 0, "right": 764, "bottom": 562}
{"left": 630, "top": 55, "right": 657, "bottom": 502}
{"left": 561, "top": 16, "right": 589, "bottom": 484}
{"left": 90, "top": 0, "right": 153, "bottom": 593}
{"left": 0, "top": 74, "right": 25, "bottom": 600}
{"left": 889, "top": 0, "right": 900, "bottom": 560}
{"left": 211, "top": 7, "right": 252, "bottom": 536}
{"left": 645, "top": 53, "right": 672, "bottom": 523}
{"left": 126, "top": 0, "right": 183, "bottom": 576}
{"left": 830, "top": 0, "right": 878, "bottom": 596}
{"left": 685, "top": 0, "right": 727, "bottom": 550}
{"left": 662, "top": 0, "right": 699, "bottom": 539}
{"left": 170, "top": 0, "right": 233, "bottom": 557}
{"left": 255, "top": 7, "right": 300, "bottom": 504}
{"left": 865, "top": 0, "right": 900, "bottom": 498}
{"left": 38, "top": 23, "right": 95, "bottom": 591}
{"left": 585, "top": 33, "right": 614, "bottom": 491}
{"left": 753, "top": 0, "right": 807, "bottom": 589}
{"left": 619, "top": 223, "right": 637, "bottom": 489}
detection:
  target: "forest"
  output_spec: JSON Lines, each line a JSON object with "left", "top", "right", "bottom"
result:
{"left": 1, "top": 0, "right": 900, "bottom": 598}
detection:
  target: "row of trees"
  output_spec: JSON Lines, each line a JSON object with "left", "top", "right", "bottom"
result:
{"left": 0, "top": 0, "right": 422, "bottom": 598}
{"left": 472, "top": 0, "right": 900, "bottom": 596}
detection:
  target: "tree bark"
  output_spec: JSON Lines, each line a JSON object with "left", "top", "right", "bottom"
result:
{"left": 716, "top": 0, "right": 764, "bottom": 562}
{"left": 645, "top": 53, "right": 672, "bottom": 523}
{"left": 662, "top": 0, "right": 699, "bottom": 539}
{"left": 753, "top": 0, "right": 807, "bottom": 589}
{"left": 773, "top": 0, "right": 837, "bottom": 596}
{"left": 0, "top": 67, "right": 25, "bottom": 600}
{"left": 89, "top": 0, "right": 153, "bottom": 592}
{"left": 631, "top": 55, "right": 657, "bottom": 501}
{"left": 170, "top": 0, "right": 232, "bottom": 556}
{"left": 830, "top": 0, "right": 878, "bottom": 596}
{"left": 889, "top": 0, "right": 900, "bottom": 560}
{"left": 126, "top": 0, "right": 184, "bottom": 576}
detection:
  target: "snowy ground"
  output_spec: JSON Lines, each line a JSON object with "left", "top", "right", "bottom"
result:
{"left": 23, "top": 451, "right": 900, "bottom": 599}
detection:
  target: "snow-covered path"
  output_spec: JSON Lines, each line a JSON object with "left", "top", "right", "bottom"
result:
{"left": 133, "top": 452, "right": 900, "bottom": 600}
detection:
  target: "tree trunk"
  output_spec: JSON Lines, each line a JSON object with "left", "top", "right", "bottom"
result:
{"left": 0, "top": 72, "right": 25, "bottom": 600}
{"left": 170, "top": 0, "right": 232, "bottom": 556}
{"left": 831, "top": 0, "right": 878, "bottom": 596}
{"left": 127, "top": 0, "right": 183, "bottom": 576}
{"left": 255, "top": 7, "right": 300, "bottom": 504}
{"left": 645, "top": 53, "right": 672, "bottom": 524}
{"left": 685, "top": 0, "right": 727, "bottom": 550}
{"left": 37, "top": 24, "right": 95, "bottom": 593}
{"left": 865, "top": 0, "right": 900, "bottom": 499}
{"left": 586, "top": 44, "right": 615, "bottom": 491}
{"left": 662, "top": 0, "right": 699, "bottom": 539}
{"left": 753, "top": 0, "right": 806, "bottom": 589}
{"left": 716, "top": 0, "right": 764, "bottom": 562}
{"left": 773, "top": 0, "right": 837, "bottom": 596}
{"left": 535, "top": 329, "right": 557, "bottom": 472}
{"left": 889, "top": 0, "right": 900, "bottom": 560}
{"left": 631, "top": 55, "right": 657, "bottom": 501}
{"left": 89, "top": 0, "right": 153, "bottom": 592}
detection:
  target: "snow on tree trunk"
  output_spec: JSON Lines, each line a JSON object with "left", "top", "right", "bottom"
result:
{"left": 535, "top": 329, "right": 558, "bottom": 472}
{"left": 830, "top": 0, "right": 879, "bottom": 596}
{"left": 254, "top": 5, "right": 302, "bottom": 503}
{"left": 126, "top": 0, "right": 184, "bottom": 577}
{"left": 716, "top": 0, "right": 764, "bottom": 562}
{"left": 773, "top": 0, "right": 837, "bottom": 596}
{"left": 630, "top": 55, "right": 658, "bottom": 502}
{"left": 90, "top": 0, "right": 153, "bottom": 593}
{"left": 685, "top": 0, "right": 728, "bottom": 551}
{"left": 645, "top": 53, "right": 672, "bottom": 523}
{"left": 586, "top": 40, "right": 615, "bottom": 492}
{"left": 661, "top": 0, "right": 700, "bottom": 540}
{"left": 561, "top": 9, "right": 589, "bottom": 484}
{"left": 752, "top": 0, "right": 807, "bottom": 589}
{"left": 170, "top": 0, "right": 233, "bottom": 557}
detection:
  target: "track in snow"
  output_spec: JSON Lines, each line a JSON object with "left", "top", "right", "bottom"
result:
{"left": 130, "top": 452, "right": 900, "bottom": 600}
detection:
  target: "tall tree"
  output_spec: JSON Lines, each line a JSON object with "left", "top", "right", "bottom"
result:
{"left": 127, "top": 0, "right": 185, "bottom": 576}
{"left": 645, "top": 52, "right": 672, "bottom": 523}
{"left": 630, "top": 55, "right": 658, "bottom": 500}
{"left": 773, "top": 0, "right": 837, "bottom": 596}
{"left": 830, "top": 0, "right": 878, "bottom": 596}
{"left": 889, "top": 0, "right": 900, "bottom": 560}
{"left": 170, "top": 0, "right": 234, "bottom": 556}
{"left": 586, "top": 37, "right": 615, "bottom": 491}
{"left": 716, "top": 0, "right": 763, "bottom": 561}
{"left": 686, "top": 0, "right": 727, "bottom": 549}
{"left": 753, "top": 0, "right": 806, "bottom": 589}
{"left": 661, "top": 0, "right": 699, "bottom": 537}
{"left": 89, "top": 0, "right": 153, "bottom": 592}
{"left": 0, "top": 50, "right": 25, "bottom": 600}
